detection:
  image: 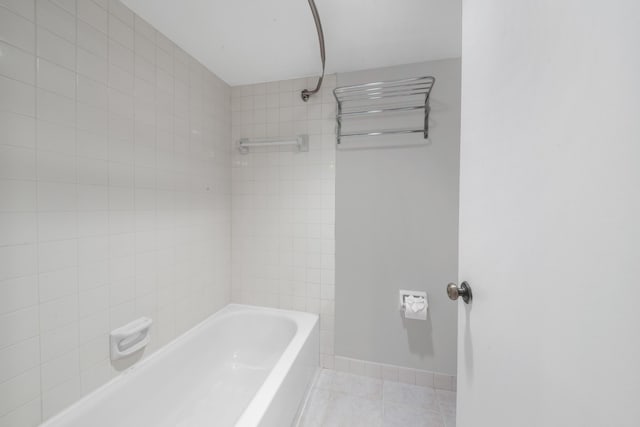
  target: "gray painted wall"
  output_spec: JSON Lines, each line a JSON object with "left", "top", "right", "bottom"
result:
{"left": 335, "top": 59, "right": 460, "bottom": 375}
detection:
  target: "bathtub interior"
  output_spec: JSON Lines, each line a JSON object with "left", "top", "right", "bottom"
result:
{"left": 41, "top": 306, "right": 315, "bottom": 427}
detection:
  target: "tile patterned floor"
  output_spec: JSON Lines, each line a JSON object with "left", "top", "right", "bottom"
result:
{"left": 296, "top": 369, "right": 456, "bottom": 427}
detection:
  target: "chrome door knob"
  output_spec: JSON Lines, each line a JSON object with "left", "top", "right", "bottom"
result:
{"left": 447, "top": 281, "right": 472, "bottom": 304}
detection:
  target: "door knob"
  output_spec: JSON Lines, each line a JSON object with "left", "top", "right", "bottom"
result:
{"left": 447, "top": 281, "right": 472, "bottom": 304}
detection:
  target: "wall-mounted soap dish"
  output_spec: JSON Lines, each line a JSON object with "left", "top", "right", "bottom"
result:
{"left": 110, "top": 317, "right": 153, "bottom": 360}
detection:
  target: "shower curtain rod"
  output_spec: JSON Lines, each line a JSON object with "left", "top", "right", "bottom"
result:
{"left": 300, "top": 0, "right": 326, "bottom": 102}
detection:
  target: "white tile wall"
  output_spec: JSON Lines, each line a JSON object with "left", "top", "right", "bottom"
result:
{"left": 0, "top": 0, "right": 231, "bottom": 424}
{"left": 230, "top": 77, "right": 336, "bottom": 368}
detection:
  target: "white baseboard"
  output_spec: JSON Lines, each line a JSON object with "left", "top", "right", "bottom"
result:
{"left": 329, "top": 355, "right": 456, "bottom": 391}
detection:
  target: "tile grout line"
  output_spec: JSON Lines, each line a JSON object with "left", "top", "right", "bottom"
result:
{"left": 34, "top": 0, "right": 43, "bottom": 422}
{"left": 73, "top": 0, "right": 81, "bottom": 404}
{"left": 105, "top": 0, "right": 114, "bottom": 392}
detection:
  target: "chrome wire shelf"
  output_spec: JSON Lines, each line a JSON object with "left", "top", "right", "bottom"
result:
{"left": 333, "top": 76, "right": 435, "bottom": 144}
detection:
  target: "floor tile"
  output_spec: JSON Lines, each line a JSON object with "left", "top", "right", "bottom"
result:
{"left": 383, "top": 401, "right": 444, "bottom": 427}
{"left": 296, "top": 369, "right": 455, "bottom": 427}
{"left": 322, "top": 392, "right": 383, "bottom": 427}
{"left": 383, "top": 381, "right": 439, "bottom": 412}
{"left": 330, "top": 371, "right": 382, "bottom": 400}
{"left": 315, "top": 369, "right": 334, "bottom": 390}
{"left": 436, "top": 389, "right": 456, "bottom": 417}
{"left": 443, "top": 414, "right": 456, "bottom": 427}
{"left": 298, "top": 388, "right": 331, "bottom": 427}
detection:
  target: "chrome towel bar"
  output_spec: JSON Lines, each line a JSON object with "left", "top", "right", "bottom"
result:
{"left": 339, "top": 129, "right": 426, "bottom": 138}
{"left": 337, "top": 104, "right": 426, "bottom": 118}
{"left": 237, "top": 135, "right": 309, "bottom": 154}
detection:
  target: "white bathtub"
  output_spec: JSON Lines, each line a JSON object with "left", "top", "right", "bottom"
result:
{"left": 41, "top": 304, "right": 319, "bottom": 427}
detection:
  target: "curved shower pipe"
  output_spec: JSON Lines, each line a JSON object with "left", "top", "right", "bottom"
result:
{"left": 300, "top": 0, "right": 326, "bottom": 102}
